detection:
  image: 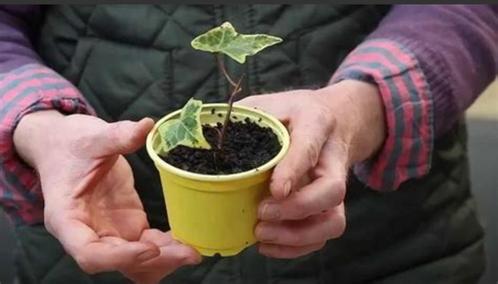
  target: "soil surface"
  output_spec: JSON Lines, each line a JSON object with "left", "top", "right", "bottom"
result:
{"left": 162, "top": 118, "right": 281, "bottom": 174}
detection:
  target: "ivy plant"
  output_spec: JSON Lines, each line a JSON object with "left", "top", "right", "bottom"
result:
{"left": 158, "top": 98, "right": 211, "bottom": 153}
{"left": 159, "top": 22, "right": 282, "bottom": 153}
{"left": 191, "top": 21, "right": 282, "bottom": 64}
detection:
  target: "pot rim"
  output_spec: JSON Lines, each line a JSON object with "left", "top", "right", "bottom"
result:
{"left": 146, "top": 103, "right": 290, "bottom": 182}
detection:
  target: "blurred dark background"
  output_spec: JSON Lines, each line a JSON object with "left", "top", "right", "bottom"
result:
{"left": 1, "top": 92, "right": 497, "bottom": 284}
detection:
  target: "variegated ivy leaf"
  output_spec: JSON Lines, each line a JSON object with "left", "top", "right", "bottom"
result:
{"left": 191, "top": 22, "right": 283, "bottom": 64}
{"left": 158, "top": 98, "right": 211, "bottom": 153}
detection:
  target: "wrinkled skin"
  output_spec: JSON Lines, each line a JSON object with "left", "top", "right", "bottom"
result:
{"left": 13, "top": 79, "right": 385, "bottom": 282}
{"left": 238, "top": 80, "right": 385, "bottom": 258}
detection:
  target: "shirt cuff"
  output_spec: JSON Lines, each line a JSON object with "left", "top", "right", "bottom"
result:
{"left": 0, "top": 63, "right": 93, "bottom": 225}
{"left": 330, "top": 39, "right": 434, "bottom": 191}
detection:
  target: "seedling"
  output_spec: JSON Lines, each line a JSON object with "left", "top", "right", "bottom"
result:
{"left": 158, "top": 22, "right": 282, "bottom": 154}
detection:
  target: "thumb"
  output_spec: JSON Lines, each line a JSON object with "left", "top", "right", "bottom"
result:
{"left": 138, "top": 229, "right": 202, "bottom": 267}
{"left": 97, "top": 118, "right": 154, "bottom": 157}
{"left": 76, "top": 241, "right": 160, "bottom": 274}
{"left": 270, "top": 115, "right": 334, "bottom": 200}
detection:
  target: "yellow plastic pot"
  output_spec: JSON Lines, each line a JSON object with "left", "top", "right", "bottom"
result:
{"left": 146, "top": 104, "right": 290, "bottom": 256}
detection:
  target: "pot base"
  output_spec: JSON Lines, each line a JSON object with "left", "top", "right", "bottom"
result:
{"left": 173, "top": 233, "right": 255, "bottom": 256}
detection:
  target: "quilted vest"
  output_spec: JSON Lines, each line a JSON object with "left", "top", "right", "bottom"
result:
{"left": 18, "top": 5, "right": 484, "bottom": 283}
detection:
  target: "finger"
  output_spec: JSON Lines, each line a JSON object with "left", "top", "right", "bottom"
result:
{"left": 48, "top": 218, "right": 160, "bottom": 274}
{"left": 255, "top": 204, "right": 346, "bottom": 246}
{"left": 258, "top": 177, "right": 345, "bottom": 221}
{"left": 258, "top": 136, "right": 350, "bottom": 221}
{"left": 130, "top": 241, "right": 202, "bottom": 273}
{"left": 78, "top": 239, "right": 160, "bottom": 274}
{"left": 93, "top": 117, "right": 155, "bottom": 157}
{"left": 124, "top": 241, "right": 202, "bottom": 284}
{"left": 313, "top": 138, "right": 350, "bottom": 180}
{"left": 270, "top": 108, "right": 335, "bottom": 200}
{"left": 238, "top": 91, "right": 335, "bottom": 200}
{"left": 235, "top": 92, "right": 295, "bottom": 122}
{"left": 258, "top": 242, "right": 326, "bottom": 259}
{"left": 138, "top": 229, "right": 202, "bottom": 267}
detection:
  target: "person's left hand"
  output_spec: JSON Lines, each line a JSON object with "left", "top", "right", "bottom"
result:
{"left": 237, "top": 80, "right": 386, "bottom": 259}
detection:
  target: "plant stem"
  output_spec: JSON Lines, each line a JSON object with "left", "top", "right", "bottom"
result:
{"left": 216, "top": 54, "right": 238, "bottom": 89}
{"left": 218, "top": 74, "right": 244, "bottom": 150}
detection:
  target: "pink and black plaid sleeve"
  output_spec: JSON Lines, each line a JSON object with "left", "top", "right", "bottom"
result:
{"left": 0, "top": 64, "right": 93, "bottom": 225}
{"left": 331, "top": 39, "right": 433, "bottom": 191}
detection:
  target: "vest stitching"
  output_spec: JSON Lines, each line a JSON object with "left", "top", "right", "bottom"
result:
{"left": 66, "top": 6, "right": 96, "bottom": 87}
{"left": 79, "top": 73, "right": 113, "bottom": 120}
{"left": 150, "top": 6, "right": 172, "bottom": 48}
{"left": 116, "top": 79, "right": 162, "bottom": 120}
{"left": 168, "top": 50, "right": 174, "bottom": 103}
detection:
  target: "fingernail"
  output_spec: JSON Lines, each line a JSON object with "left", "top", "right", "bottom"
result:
{"left": 260, "top": 203, "right": 281, "bottom": 221}
{"left": 256, "top": 225, "right": 277, "bottom": 242}
{"left": 137, "top": 249, "right": 158, "bottom": 262}
{"left": 283, "top": 180, "right": 292, "bottom": 198}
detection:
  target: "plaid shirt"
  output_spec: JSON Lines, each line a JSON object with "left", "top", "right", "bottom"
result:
{"left": 331, "top": 39, "right": 432, "bottom": 191}
{"left": 0, "top": 41, "right": 431, "bottom": 226}
{"left": 0, "top": 64, "right": 93, "bottom": 225}
{"left": 2, "top": 5, "right": 498, "bottom": 226}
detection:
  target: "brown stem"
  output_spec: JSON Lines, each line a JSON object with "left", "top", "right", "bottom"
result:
{"left": 213, "top": 127, "right": 222, "bottom": 143}
{"left": 216, "top": 54, "right": 238, "bottom": 89}
{"left": 218, "top": 74, "right": 244, "bottom": 150}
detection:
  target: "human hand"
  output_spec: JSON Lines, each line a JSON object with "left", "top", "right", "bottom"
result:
{"left": 238, "top": 80, "right": 386, "bottom": 258}
{"left": 14, "top": 111, "right": 201, "bottom": 284}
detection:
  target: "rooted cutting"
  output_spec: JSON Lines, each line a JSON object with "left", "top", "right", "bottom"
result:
{"left": 163, "top": 118, "right": 281, "bottom": 174}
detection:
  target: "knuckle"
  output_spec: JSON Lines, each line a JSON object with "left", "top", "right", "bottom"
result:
{"left": 336, "top": 184, "right": 346, "bottom": 204}
{"left": 329, "top": 214, "right": 346, "bottom": 239}
{"left": 109, "top": 123, "right": 128, "bottom": 151}
{"left": 321, "top": 181, "right": 337, "bottom": 207}
{"left": 319, "top": 212, "right": 346, "bottom": 240}
{"left": 290, "top": 199, "right": 310, "bottom": 220}
{"left": 128, "top": 128, "right": 145, "bottom": 147}
{"left": 324, "top": 222, "right": 337, "bottom": 240}
{"left": 317, "top": 179, "right": 345, "bottom": 210}
{"left": 330, "top": 180, "right": 346, "bottom": 206}
{"left": 304, "top": 139, "right": 321, "bottom": 167}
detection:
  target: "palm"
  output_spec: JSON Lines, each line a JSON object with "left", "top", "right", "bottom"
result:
{"left": 69, "top": 155, "right": 148, "bottom": 242}
{"left": 34, "top": 114, "right": 200, "bottom": 280}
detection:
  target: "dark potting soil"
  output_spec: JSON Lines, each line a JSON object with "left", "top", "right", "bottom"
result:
{"left": 161, "top": 118, "right": 282, "bottom": 175}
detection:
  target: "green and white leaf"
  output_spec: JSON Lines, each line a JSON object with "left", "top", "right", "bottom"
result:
{"left": 191, "top": 22, "right": 283, "bottom": 64}
{"left": 158, "top": 98, "right": 211, "bottom": 153}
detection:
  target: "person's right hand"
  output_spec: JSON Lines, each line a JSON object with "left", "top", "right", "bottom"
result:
{"left": 14, "top": 110, "right": 201, "bottom": 284}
